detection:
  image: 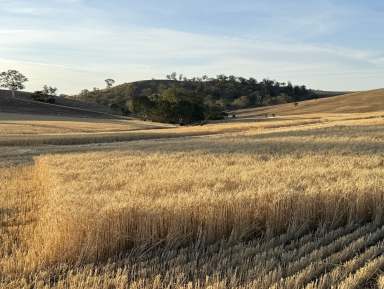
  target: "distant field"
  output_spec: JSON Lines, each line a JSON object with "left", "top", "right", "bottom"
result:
{"left": 0, "top": 113, "right": 171, "bottom": 136}
{"left": 235, "top": 89, "right": 384, "bottom": 117}
{"left": 1, "top": 111, "right": 384, "bottom": 288}
{"left": 0, "top": 110, "right": 333, "bottom": 147}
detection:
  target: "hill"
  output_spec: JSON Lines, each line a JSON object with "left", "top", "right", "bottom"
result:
{"left": 0, "top": 89, "right": 115, "bottom": 117}
{"left": 75, "top": 76, "right": 335, "bottom": 123}
{"left": 0, "top": 90, "right": 119, "bottom": 119}
{"left": 235, "top": 89, "right": 384, "bottom": 117}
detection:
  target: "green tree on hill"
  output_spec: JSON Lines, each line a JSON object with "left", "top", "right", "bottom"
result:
{"left": 105, "top": 79, "right": 115, "bottom": 89}
{"left": 0, "top": 70, "right": 28, "bottom": 97}
{"left": 43, "top": 85, "right": 58, "bottom": 96}
{"left": 76, "top": 74, "right": 316, "bottom": 124}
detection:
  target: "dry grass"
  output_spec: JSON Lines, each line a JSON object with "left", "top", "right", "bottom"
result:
{"left": 0, "top": 116, "right": 325, "bottom": 146}
{"left": 1, "top": 112, "right": 384, "bottom": 288}
{"left": 235, "top": 88, "right": 384, "bottom": 116}
{"left": 2, "top": 111, "right": 383, "bottom": 147}
{"left": 0, "top": 113, "right": 171, "bottom": 136}
{"left": 378, "top": 275, "right": 384, "bottom": 289}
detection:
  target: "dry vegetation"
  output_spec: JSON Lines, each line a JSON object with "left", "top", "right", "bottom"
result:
{"left": 1, "top": 109, "right": 384, "bottom": 288}
{"left": 0, "top": 114, "right": 325, "bottom": 147}
{"left": 236, "top": 89, "right": 384, "bottom": 117}
{"left": 0, "top": 113, "right": 171, "bottom": 135}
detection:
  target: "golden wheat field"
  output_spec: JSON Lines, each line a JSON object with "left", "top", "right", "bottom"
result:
{"left": 1, "top": 112, "right": 384, "bottom": 288}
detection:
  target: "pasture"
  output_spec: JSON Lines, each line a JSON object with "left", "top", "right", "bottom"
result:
{"left": 235, "top": 89, "right": 384, "bottom": 117}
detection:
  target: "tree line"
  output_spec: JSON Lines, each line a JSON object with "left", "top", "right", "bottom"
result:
{"left": 0, "top": 69, "right": 111, "bottom": 103}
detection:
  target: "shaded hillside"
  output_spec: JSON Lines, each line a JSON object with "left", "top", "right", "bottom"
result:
{"left": 0, "top": 89, "right": 115, "bottom": 115}
{"left": 0, "top": 94, "right": 119, "bottom": 119}
{"left": 235, "top": 89, "right": 384, "bottom": 117}
{"left": 75, "top": 77, "right": 328, "bottom": 123}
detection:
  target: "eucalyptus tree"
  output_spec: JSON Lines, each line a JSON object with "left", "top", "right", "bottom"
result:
{"left": 0, "top": 70, "right": 28, "bottom": 97}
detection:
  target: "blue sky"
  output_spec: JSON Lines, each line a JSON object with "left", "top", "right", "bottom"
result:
{"left": 0, "top": 0, "right": 383, "bottom": 94}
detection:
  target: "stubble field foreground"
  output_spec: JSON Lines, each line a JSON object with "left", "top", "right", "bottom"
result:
{"left": 1, "top": 112, "right": 384, "bottom": 288}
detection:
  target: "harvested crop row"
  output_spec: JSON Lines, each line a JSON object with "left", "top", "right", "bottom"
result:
{"left": 26, "top": 120, "right": 384, "bottom": 265}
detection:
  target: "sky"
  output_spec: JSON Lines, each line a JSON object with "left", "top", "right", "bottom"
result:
{"left": 0, "top": 0, "right": 383, "bottom": 94}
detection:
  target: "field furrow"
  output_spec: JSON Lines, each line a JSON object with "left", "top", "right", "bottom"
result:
{"left": 250, "top": 223, "right": 377, "bottom": 288}
{"left": 304, "top": 241, "right": 384, "bottom": 289}
{"left": 269, "top": 225, "right": 384, "bottom": 289}
{"left": 336, "top": 254, "right": 384, "bottom": 289}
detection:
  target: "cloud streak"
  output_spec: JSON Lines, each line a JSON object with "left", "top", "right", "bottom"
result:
{"left": 0, "top": 0, "right": 383, "bottom": 93}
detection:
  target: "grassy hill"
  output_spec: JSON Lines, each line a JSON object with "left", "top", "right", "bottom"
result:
{"left": 235, "top": 89, "right": 384, "bottom": 117}
{"left": 0, "top": 89, "right": 115, "bottom": 118}
{"left": 0, "top": 90, "right": 120, "bottom": 119}
{"left": 0, "top": 91, "right": 175, "bottom": 145}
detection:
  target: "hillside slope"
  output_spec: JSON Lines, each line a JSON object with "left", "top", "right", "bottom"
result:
{"left": 0, "top": 94, "right": 120, "bottom": 119}
{"left": 235, "top": 89, "right": 384, "bottom": 117}
{"left": 0, "top": 89, "right": 116, "bottom": 115}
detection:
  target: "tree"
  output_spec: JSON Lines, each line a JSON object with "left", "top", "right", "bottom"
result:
{"left": 79, "top": 89, "right": 90, "bottom": 97}
{"left": 43, "top": 85, "right": 58, "bottom": 96}
{"left": 166, "top": 72, "right": 178, "bottom": 81}
{"left": 232, "top": 95, "right": 251, "bottom": 108}
{"left": 171, "top": 72, "right": 177, "bottom": 81}
{"left": 105, "top": 79, "right": 115, "bottom": 89}
{"left": 0, "top": 70, "right": 28, "bottom": 97}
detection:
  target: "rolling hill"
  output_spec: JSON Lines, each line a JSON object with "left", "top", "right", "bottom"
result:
{"left": 0, "top": 91, "right": 120, "bottom": 119}
{"left": 75, "top": 77, "right": 335, "bottom": 123}
{"left": 0, "top": 89, "right": 119, "bottom": 117}
{"left": 235, "top": 89, "right": 384, "bottom": 117}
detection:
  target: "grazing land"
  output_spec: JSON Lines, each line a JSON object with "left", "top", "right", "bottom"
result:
{"left": 0, "top": 89, "right": 116, "bottom": 116}
{"left": 1, "top": 90, "right": 384, "bottom": 288}
{"left": 236, "top": 89, "right": 384, "bottom": 117}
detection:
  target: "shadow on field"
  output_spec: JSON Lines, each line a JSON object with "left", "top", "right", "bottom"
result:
{"left": 0, "top": 207, "right": 20, "bottom": 227}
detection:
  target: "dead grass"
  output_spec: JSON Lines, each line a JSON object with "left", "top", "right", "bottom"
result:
{"left": 2, "top": 111, "right": 383, "bottom": 147}
{"left": 0, "top": 113, "right": 171, "bottom": 136}
{"left": 235, "top": 89, "right": 384, "bottom": 116}
{"left": 0, "top": 116, "right": 325, "bottom": 147}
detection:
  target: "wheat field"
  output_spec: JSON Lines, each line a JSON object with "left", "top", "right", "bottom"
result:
{"left": 1, "top": 113, "right": 384, "bottom": 288}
